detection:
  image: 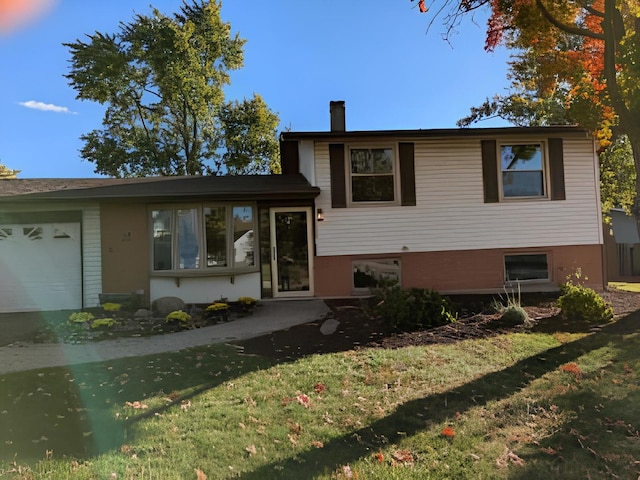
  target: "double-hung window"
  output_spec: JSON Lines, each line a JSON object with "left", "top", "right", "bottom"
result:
{"left": 349, "top": 147, "right": 396, "bottom": 203}
{"left": 500, "top": 143, "right": 545, "bottom": 198}
{"left": 152, "top": 204, "right": 256, "bottom": 273}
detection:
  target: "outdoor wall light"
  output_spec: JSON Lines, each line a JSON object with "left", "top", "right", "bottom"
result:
{"left": 317, "top": 208, "right": 325, "bottom": 222}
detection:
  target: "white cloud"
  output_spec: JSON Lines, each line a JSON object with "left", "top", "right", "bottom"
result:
{"left": 18, "top": 100, "right": 76, "bottom": 114}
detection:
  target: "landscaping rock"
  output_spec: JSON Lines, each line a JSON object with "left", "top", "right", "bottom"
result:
{"left": 133, "top": 308, "right": 152, "bottom": 319}
{"left": 152, "top": 297, "right": 186, "bottom": 317}
{"left": 320, "top": 318, "right": 340, "bottom": 335}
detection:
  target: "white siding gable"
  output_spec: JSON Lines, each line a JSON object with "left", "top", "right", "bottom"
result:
{"left": 314, "top": 137, "right": 602, "bottom": 256}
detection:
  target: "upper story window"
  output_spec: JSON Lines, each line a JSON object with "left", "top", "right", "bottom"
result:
{"left": 500, "top": 143, "right": 545, "bottom": 198}
{"left": 349, "top": 147, "right": 396, "bottom": 203}
{"left": 152, "top": 204, "right": 256, "bottom": 274}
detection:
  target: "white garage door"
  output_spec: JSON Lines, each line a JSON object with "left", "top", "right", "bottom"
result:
{"left": 0, "top": 223, "right": 82, "bottom": 312}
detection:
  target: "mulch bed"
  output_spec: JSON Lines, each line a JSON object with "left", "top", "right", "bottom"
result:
{"left": 236, "top": 289, "right": 640, "bottom": 361}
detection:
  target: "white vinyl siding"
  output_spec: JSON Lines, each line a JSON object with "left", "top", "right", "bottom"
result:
{"left": 314, "top": 138, "right": 601, "bottom": 256}
{"left": 82, "top": 205, "right": 102, "bottom": 308}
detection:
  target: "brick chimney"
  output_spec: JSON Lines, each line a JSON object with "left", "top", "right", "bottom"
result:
{"left": 330, "top": 100, "right": 345, "bottom": 132}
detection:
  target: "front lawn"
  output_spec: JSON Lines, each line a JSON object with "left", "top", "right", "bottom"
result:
{"left": 2, "top": 316, "right": 639, "bottom": 479}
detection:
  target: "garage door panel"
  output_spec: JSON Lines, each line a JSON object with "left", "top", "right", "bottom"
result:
{"left": 0, "top": 223, "right": 81, "bottom": 312}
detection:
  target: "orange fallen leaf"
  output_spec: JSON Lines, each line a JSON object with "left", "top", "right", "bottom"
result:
{"left": 441, "top": 426, "right": 455, "bottom": 438}
{"left": 195, "top": 468, "right": 207, "bottom": 480}
{"left": 125, "top": 401, "right": 148, "bottom": 410}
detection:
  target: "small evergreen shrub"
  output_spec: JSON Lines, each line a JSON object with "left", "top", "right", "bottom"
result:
{"left": 500, "top": 305, "right": 530, "bottom": 325}
{"left": 492, "top": 286, "right": 531, "bottom": 326}
{"left": 374, "top": 284, "right": 457, "bottom": 332}
{"left": 557, "top": 283, "right": 614, "bottom": 323}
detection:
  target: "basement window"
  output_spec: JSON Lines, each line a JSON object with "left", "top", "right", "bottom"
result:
{"left": 504, "top": 254, "right": 549, "bottom": 282}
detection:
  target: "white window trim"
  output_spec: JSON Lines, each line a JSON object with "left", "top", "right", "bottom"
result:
{"left": 498, "top": 140, "right": 550, "bottom": 201}
{"left": 150, "top": 203, "right": 259, "bottom": 276}
{"left": 346, "top": 143, "right": 400, "bottom": 207}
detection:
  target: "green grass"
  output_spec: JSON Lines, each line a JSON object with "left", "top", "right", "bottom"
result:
{"left": 609, "top": 281, "right": 640, "bottom": 292}
{"left": 1, "top": 324, "right": 639, "bottom": 479}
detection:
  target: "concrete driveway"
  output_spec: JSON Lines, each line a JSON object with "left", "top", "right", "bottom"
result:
{"left": 0, "top": 299, "right": 330, "bottom": 374}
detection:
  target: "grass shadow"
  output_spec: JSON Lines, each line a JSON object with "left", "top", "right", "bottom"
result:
{"left": 0, "top": 343, "right": 275, "bottom": 463}
{"left": 238, "top": 311, "right": 640, "bottom": 479}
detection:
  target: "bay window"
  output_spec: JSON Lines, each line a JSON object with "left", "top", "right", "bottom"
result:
{"left": 151, "top": 204, "right": 256, "bottom": 273}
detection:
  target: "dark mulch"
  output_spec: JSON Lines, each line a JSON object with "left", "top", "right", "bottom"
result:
{"left": 235, "top": 289, "right": 640, "bottom": 361}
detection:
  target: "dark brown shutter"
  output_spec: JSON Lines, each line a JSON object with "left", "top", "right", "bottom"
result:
{"left": 329, "top": 143, "right": 347, "bottom": 208}
{"left": 399, "top": 142, "right": 416, "bottom": 206}
{"left": 279, "top": 140, "right": 299, "bottom": 175}
{"left": 548, "top": 138, "right": 566, "bottom": 201}
{"left": 481, "top": 140, "right": 499, "bottom": 203}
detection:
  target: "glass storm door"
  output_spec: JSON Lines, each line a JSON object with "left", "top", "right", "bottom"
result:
{"left": 270, "top": 207, "right": 313, "bottom": 297}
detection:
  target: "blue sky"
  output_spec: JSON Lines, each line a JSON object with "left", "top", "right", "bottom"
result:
{"left": 0, "top": 0, "right": 511, "bottom": 178}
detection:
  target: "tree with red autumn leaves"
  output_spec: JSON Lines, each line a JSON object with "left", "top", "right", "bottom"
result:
{"left": 416, "top": 0, "right": 640, "bottom": 217}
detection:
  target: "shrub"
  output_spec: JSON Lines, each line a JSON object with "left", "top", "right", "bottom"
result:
{"left": 557, "top": 283, "right": 614, "bottom": 323}
{"left": 492, "top": 286, "right": 531, "bottom": 326}
{"left": 165, "top": 310, "right": 192, "bottom": 325}
{"left": 90, "top": 318, "right": 118, "bottom": 329}
{"left": 101, "top": 302, "right": 122, "bottom": 312}
{"left": 206, "top": 302, "right": 229, "bottom": 312}
{"left": 237, "top": 296, "right": 257, "bottom": 307}
{"left": 68, "top": 312, "right": 95, "bottom": 324}
{"left": 374, "top": 284, "right": 457, "bottom": 332}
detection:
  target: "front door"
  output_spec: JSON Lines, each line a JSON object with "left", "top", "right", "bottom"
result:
{"left": 270, "top": 207, "right": 313, "bottom": 297}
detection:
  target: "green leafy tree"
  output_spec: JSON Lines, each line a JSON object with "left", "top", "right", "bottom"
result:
{"left": 64, "top": 1, "right": 280, "bottom": 177}
{"left": 600, "top": 135, "right": 636, "bottom": 216}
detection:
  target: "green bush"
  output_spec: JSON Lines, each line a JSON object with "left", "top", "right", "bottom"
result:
{"left": 492, "top": 286, "right": 531, "bottom": 326}
{"left": 557, "top": 283, "right": 614, "bottom": 323}
{"left": 374, "top": 285, "right": 457, "bottom": 332}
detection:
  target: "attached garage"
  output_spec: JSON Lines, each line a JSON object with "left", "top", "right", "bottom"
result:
{"left": 0, "top": 221, "right": 82, "bottom": 312}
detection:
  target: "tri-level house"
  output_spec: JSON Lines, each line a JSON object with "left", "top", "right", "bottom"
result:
{"left": 0, "top": 101, "right": 605, "bottom": 312}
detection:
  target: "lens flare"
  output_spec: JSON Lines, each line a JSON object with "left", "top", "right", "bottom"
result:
{"left": 0, "top": 0, "right": 56, "bottom": 34}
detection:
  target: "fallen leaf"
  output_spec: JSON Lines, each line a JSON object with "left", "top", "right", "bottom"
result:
{"left": 441, "top": 426, "right": 455, "bottom": 438}
{"left": 314, "top": 383, "right": 326, "bottom": 394}
{"left": 310, "top": 440, "right": 324, "bottom": 448}
{"left": 195, "top": 468, "right": 207, "bottom": 480}
{"left": 341, "top": 465, "right": 354, "bottom": 478}
{"left": 288, "top": 422, "right": 302, "bottom": 434}
{"left": 181, "top": 400, "right": 191, "bottom": 411}
{"left": 245, "top": 445, "right": 257, "bottom": 456}
{"left": 125, "top": 401, "right": 148, "bottom": 410}
{"left": 391, "top": 449, "right": 414, "bottom": 465}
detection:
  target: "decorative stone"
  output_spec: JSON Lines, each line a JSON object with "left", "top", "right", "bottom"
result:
{"left": 151, "top": 297, "right": 185, "bottom": 317}
{"left": 320, "top": 318, "right": 340, "bottom": 335}
{"left": 133, "top": 308, "right": 152, "bottom": 319}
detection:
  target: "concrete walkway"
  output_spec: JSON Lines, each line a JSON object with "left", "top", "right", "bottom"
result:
{"left": 0, "top": 299, "right": 330, "bottom": 375}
